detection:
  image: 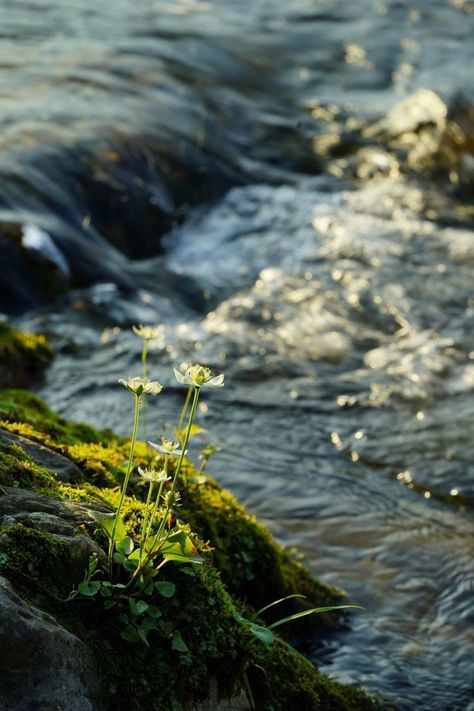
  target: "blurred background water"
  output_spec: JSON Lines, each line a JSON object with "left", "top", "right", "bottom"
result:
{"left": 1, "top": 1, "right": 474, "bottom": 708}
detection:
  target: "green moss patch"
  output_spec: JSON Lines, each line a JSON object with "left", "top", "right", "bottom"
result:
{"left": 0, "top": 323, "right": 52, "bottom": 387}
{"left": 0, "top": 388, "right": 381, "bottom": 710}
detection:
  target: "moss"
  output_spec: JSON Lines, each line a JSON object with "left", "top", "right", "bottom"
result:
{"left": 0, "top": 524, "right": 79, "bottom": 599}
{"left": 90, "top": 564, "right": 251, "bottom": 711}
{"left": 0, "top": 323, "right": 52, "bottom": 387}
{"left": 248, "top": 641, "right": 379, "bottom": 711}
{"left": 0, "top": 521, "right": 379, "bottom": 711}
{"left": 0, "top": 389, "right": 380, "bottom": 710}
{"left": 0, "top": 388, "right": 113, "bottom": 446}
{"left": 180, "top": 475, "right": 345, "bottom": 636}
{"left": 0, "top": 389, "right": 138, "bottom": 487}
{"left": 0, "top": 442, "right": 58, "bottom": 493}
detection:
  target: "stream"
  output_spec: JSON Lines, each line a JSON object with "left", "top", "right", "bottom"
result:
{"left": 1, "top": 1, "right": 474, "bottom": 709}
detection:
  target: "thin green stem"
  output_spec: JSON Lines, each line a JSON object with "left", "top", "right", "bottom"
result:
{"left": 178, "top": 386, "right": 192, "bottom": 434}
{"left": 128, "top": 503, "right": 172, "bottom": 587}
{"left": 150, "top": 503, "right": 171, "bottom": 556}
{"left": 141, "top": 340, "right": 148, "bottom": 379}
{"left": 138, "top": 481, "right": 154, "bottom": 565}
{"left": 144, "top": 454, "right": 169, "bottom": 541}
{"left": 141, "top": 340, "right": 148, "bottom": 445}
{"left": 108, "top": 394, "right": 141, "bottom": 571}
{"left": 172, "top": 387, "right": 200, "bottom": 492}
{"left": 127, "top": 388, "right": 200, "bottom": 587}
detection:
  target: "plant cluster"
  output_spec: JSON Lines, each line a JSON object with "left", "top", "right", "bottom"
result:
{"left": 71, "top": 353, "right": 225, "bottom": 648}
{"left": 65, "top": 325, "right": 359, "bottom": 703}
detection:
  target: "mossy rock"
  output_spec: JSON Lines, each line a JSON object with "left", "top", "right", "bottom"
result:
{"left": 0, "top": 389, "right": 382, "bottom": 710}
{"left": 0, "top": 323, "right": 52, "bottom": 388}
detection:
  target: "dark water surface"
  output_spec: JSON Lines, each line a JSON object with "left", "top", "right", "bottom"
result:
{"left": 2, "top": 1, "right": 474, "bottom": 709}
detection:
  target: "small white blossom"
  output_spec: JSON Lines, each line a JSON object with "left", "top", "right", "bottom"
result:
{"left": 119, "top": 377, "right": 163, "bottom": 397}
{"left": 173, "top": 364, "right": 224, "bottom": 389}
{"left": 148, "top": 437, "right": 186, "bottom": 457}
{"left": 138, "top": 467, "right": 170, "bottom": 484}
{"left": 132, "top": 324, "right": 165, "bottom": 342}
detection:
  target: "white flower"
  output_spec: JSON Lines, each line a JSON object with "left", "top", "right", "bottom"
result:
{"left": 138, "top": 466, "right": 170, "bottom": 484}
{"left": 119, "top": 377, "right": 163, "bottom": 397}
{"left": 148, "top": 437, "right": 186, "bottom": 457}
{"left": 173, "top": 364, "right": 224, "bottom": 389}
{"left": 132, "top": 324, "right": 165, "bottom": 342}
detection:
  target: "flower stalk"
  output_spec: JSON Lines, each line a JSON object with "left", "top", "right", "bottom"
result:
{"left": 108, "top": 392, "right": 141, "bottom": 571}
{"left": 172, "top": 386, "right": 200, "bottom": 491}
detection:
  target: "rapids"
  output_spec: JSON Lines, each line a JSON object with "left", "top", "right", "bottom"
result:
{"left": 1, "top": 1, "right": 474, "bottom": 708}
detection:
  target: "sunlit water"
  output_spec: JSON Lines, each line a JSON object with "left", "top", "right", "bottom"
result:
{"left": 2, "top": 1, "right": 474, "bottom": 709}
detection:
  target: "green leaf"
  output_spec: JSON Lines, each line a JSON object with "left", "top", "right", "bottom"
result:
{"left": 88, "top": 510, "right": 126, "bottom": 543}
{"left": 146, "top": 604, "right": 162, "bottom": 619}
{"left": 142, "top": 579, "right": 154, "bottom": 596}
{"left": 137, "top": 627, "right": 150, "bottom": 647}
{"left": 103, "top": 599, "right": 115, "bottom": 609}
{"left": 161, "top": 531, "right": 202, "bottom": 565}
{"left": 268, "top": 605, "right": 364, "bottom": 630}
{"left": 155, "top": 581, "right": 176, "bottom": 598}
{"left": 162, "top": 552, "right": 203, "bottom": 565}
{"left": 255, "top": 594, "right": 307, "bottom": 619}
{"left": 171, "top": 631, "right": 189, "bottom": 653}
{"left": 78, "top": 580, "right": 101, "bottom": 597}
{"left": 141, "top": 616, "right": 157, "bottom": 631}
{"left": 129, "top": 599, "right": 149, "bottom": 616}
{"left": 248, "top": 623, "right": 275, "bottom": 645}
{"left": 116, "top": 536, "right": 134, "bottom": 555}
{"left": 121, "top": 625, "right": 140, "bottom": 644}
{"left": 122, "top": 557, "right": 137, "bottom": 573}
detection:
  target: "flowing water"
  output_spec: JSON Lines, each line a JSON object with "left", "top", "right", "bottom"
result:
{"left": 2, "top": 1, "right": 474, "bottom": 709}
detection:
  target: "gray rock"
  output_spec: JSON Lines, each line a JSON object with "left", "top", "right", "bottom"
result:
{"left": 0, "top": 575, "right": 102, "bottom": 710}
{"left": 0, "top": 428, "right": 83, "bottom": 484}
{"left": 0, "top": 487, "right": 107, "bottom": 573}
{"left": 0, "top": 486, "right": 102, "bottom": 524}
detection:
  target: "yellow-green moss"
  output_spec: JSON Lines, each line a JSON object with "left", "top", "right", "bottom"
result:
{"left": 0, "top": 389, "right": 380, "bottom": 710}
{"left": 0, "top": 442, "right": 59, "bottom": 494}
{"left": 0, "top": 324, "right": 52, "bottom": 387}
{"left": 0, "top": 388, "right": 113, "bottom": 446}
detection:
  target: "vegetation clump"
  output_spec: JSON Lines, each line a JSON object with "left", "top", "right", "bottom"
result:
{"left": 0, "top": 328, "right": 381, "bottom": 710}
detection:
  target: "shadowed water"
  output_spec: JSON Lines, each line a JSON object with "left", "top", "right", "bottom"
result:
{"left": 2, "top": 1, "right": 474, "bottom": 709}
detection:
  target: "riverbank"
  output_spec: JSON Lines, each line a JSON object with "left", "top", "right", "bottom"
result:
{"left": 0, "top": 328, "right": 380, "bottom": 710}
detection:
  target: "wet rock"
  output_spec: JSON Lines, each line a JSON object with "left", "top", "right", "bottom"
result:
{"left": 365, "top": 89, "right": 448, "bottom": 171}
{"left": 382, "top": 89, "right": 447, "bottom": 138}
{"left": 0, "top": 221, "right": 70, "bottom": 313}
{"left": 0, "top": 575, "right": 101, "bottom": 711}
{"left": 0, "top": 485, "right": 104, "bottom": 526}
{"left": 0, "top": 486, "right": 106, "bottom": 576}
{"left": 0, "top": 429, "right": 83, "bottom": 484}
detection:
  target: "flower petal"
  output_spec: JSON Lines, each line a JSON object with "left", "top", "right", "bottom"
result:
{"left": 173, "top": 368, "right": 186, "bottom": 385}
{"left": 206, "top": 374, "right": 225, "bottom": 388}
